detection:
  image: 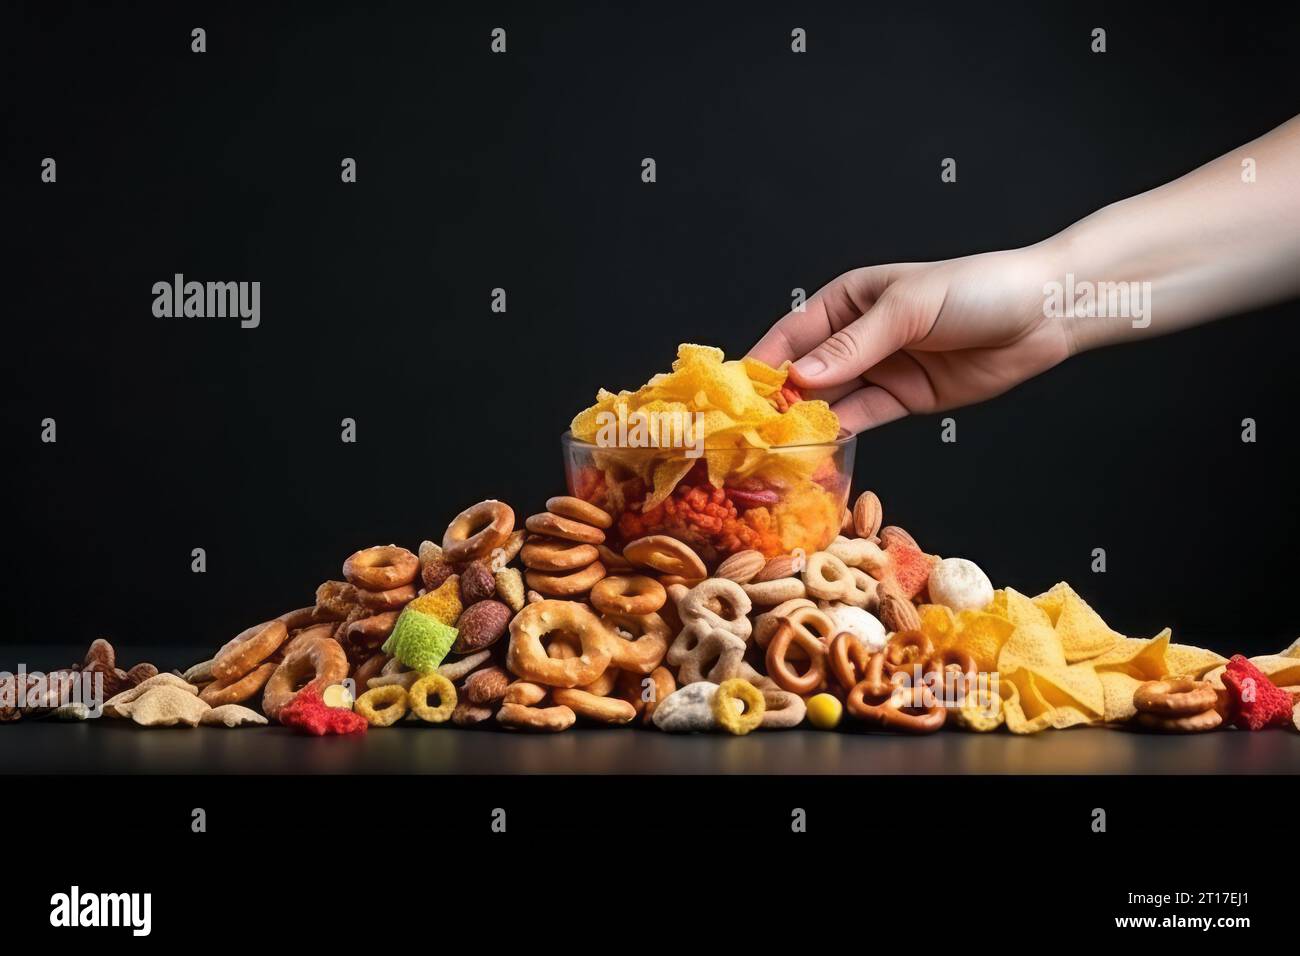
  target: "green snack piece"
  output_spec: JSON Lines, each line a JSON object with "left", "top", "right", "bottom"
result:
{"left": 384, "top": 607, "right": 458, "bottom": 673}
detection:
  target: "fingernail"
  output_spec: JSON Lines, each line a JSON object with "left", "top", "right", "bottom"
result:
{"left": 793, "top": 356, "right": 826, "bottom": 379}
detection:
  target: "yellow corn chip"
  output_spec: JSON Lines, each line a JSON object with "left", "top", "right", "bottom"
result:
{"left": 998, "top": 621, "right": 1068, "bottom": 672}
{"left": 643, "top": 458, "right": 695, "bottom": 511}
{"left": 1161, "top": 644, "right": 1227, "bottom": 679}
{"left": 1034, "top": 582, "right": 1121, "bottom": 663}
{"left": 950, "top": 610, "right": 1015, "bottom": 674}
{"left": 988, "top": 588, "right": 1053, "bottom": 630}
{"left": 1099, "top": 671, "right": 1143, "bottom": 723}
{"left": 1090, "top": 628, "right": 1172, "bottom": 680}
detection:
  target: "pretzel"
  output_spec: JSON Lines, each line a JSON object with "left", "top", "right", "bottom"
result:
{"left": 337, "top": 611, "right": 399, "bottom": 664}
{"left": 552, "top": 686, "right": 636, "bottom": 724}
{"left": 356, "top": 583, "right": 418, "bottom": 612}
{"left": 826, "top": 535, "right": 887, "bottom": 573}
{"left": 506, "top": 600, "right": 615, "bottom": 688}
{"left": 923, "top": 648, "right": 978, "bottom": 704}
{"left": 525, "top": 512, "right": 605, "bottom": 545}
{"left": 281, "top": 622, "right": 338, "bottom": 661}
{"left": 667, "top": 628, "right": 748, "bottom": 685}
{"left": 521, "top": 538, "right": 600, "bottom": 572}
{"left": 526, "top": 561, "right": 607, "bottom": 597}
{"left": 883, "top": 631, "right": 935, "bottom": 676}
{"left": 444, "top": 500, "right": 516, "bottom": 563}
{"left": 765, "top": 620, "right": 829, "bottom": 695}
{"left": 545, "top": 495, "right": 614, "bottom": 530}
{"left": 846, "top": 652, "right": 946, "bottom": 733}
{"left": 597, "top": 544, "right": 635, "bottom": 572}
{"left": 263, "top": 637, "right": 349, "bottom": 721}
{"left": 342, "top": 545, "right": 419, "bottom": 591}
{"left": 614, "top": 667, "right": 677, "bottom": 724}
{"left": 742, "top": 578, "right": 807, "bottom": 606}
{"left": 276, "top": 606, "right": 326, "bottom": 631}
{"left": 1133, "top": 678, "right": 1218, "bottom": 717}
{"left": 503, "top": 680, "right": 548, "bottom": 705}
{"left": 353, "top": 653, "right": 389, "bottom": 692}
{"left": 804, "top": 557, "right": 872, "bottom": 604}
{"left": 829, "top": 632, "right": 874, "bottom": 691}
{"left": 753, "top": 598, "right": 817, "bottom": 648}
{"left": 200, "top": 661, "right": 277, "bottom": 707}
{"left": 758, "top": 686, "right": 807, "bottom": 729}
{"left": 591, "top": 575, "right": 667, "bottom": 616}
{"left": 601, "top": 612, "right": 670, "bottom": 674}
{"left": 437, "top": 649, "right": 492, "bottom": 682}
{"left": 623, "top": 535, "right": 707, "bottom": 580}
{"left": 497, "top": 701, "right": 576, "bottom": 732}
{"left": 315, "top": 580, "right": 362, "bottom": 618}
{"left": 213, "top": 621, "right": 287, "bottom": 682}
{"left": 675, "top": 578, "right": 752, "bottom": 641}
{"left": 1135, "top": 709, "right": 1223, "bottom": 733}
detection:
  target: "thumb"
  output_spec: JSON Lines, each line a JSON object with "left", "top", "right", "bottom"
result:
{"left": 789, "top": 294, "right": 907, "bottom": 389}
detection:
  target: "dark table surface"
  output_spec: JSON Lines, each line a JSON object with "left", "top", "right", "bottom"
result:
{"left": 5, "top": 645, "right": 1300, "bottom": 775}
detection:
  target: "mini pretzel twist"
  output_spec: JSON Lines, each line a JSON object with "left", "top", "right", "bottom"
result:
{"left": 765, "top": 620, "right": 830, "bottom": 695}
{"left": 846, "top": 652, "right": 946, "bottom": 733}
{"left": 674, "top": 578, "right": 753, "bottom": 641}
{"left": 666, "top": 627, "right": 748, "bottom": 685}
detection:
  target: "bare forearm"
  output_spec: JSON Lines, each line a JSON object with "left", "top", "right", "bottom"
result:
{"left": 1047, "top": 114, "right": 1300, "bottom": 353}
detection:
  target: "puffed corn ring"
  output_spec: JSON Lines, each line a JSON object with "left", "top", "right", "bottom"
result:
{"left": 408, "top": 673, "right": 457, "bottom": 724}
{"left": 355, "top": 685, "right": 409, "bottom": 726}
{"left": 713, "top": 679, "right": 766, "bottom": 735}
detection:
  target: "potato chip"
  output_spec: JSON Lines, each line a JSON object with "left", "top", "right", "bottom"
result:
{"left": 1033, "top": 582, "right": 1121, "bottom": 663}
{"left": 987, "top": 588, "right": 1053, "bottom": 630}
{"left": 570, "top": 344, "right": 840, "bottom": 505}
{"left": 998, "top": 620, "right": 1067, "bottom": 672}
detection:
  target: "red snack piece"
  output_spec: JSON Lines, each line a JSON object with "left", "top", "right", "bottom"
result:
{"left": 1222, "top": 655, "right": 1294, "bottom": 731}
{"left": 278, "top": 686, "right": 368, "bottom": 736}
{"left": 878, "top": 528, "right": 935, "bottom": 601}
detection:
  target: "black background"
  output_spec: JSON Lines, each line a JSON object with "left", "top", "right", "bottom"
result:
{"left": 5, "top": 1, "right": 1300, "bottom": 662}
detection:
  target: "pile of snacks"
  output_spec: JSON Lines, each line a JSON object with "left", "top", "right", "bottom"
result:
{"left": 3, "top": 345, "right": 1298, "bottom": 738}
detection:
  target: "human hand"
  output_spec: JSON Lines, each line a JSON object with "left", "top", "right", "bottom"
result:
{"left": 750, "top": 246, "right": 1074, "bottom": 434}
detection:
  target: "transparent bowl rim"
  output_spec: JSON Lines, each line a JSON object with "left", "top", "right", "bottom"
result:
{"left": 560, "top": 429, "right": 856, "bottom": 452}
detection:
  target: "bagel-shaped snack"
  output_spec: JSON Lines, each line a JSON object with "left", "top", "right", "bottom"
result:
{"left": 263, "top": 637, "right": 349, "bottom": 722}
{"left": 623, "top": 535, "right": 706, "bottom": 580}
{"left": 545, "top": 495, "right": 613, "bottom": 530}
{"left": 200, "top": 661, "right": 277, "bottom": 707}
{"left": 213, "top": 621, "right": 288, "bottom": 682}
{"left": 342, "top": 545, "right": 419, "bottom": 591}
{"left": 444, "top": 500, "right": 515, "bottom": 563}
{"left": 591, "top": 575, "right": 667, "bottom": 616}
{"left": 521, "top": 538, "right": 600, "bottom": 572}
{"left": 506, "top": 600, "right": 615, "bottom": 688}
{"left": 601, "top": 612, "right": 671, "bottom": 675}
{"left": 525, "top": 512, "right": 605, "bottom": 545}
{"left": 525, "top": 561, "right": 607, "bottom": 598}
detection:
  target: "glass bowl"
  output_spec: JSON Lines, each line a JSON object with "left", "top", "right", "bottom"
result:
{"left": 561, "top": 430, "right": 856, "bottom": 567}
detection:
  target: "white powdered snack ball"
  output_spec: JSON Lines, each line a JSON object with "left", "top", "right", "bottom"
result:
{"left": 927, "top": 558, "right": 994, "bottom": 612}
{"left": 820, "top": 602, "right": 887, "bottom": 652}
{"left": 652, "top": 681, "right": 729, "bottom": 733}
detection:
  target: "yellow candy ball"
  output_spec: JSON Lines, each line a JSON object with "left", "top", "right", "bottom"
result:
{"left": 322, "top": 684, "right": 354, "bottom": 710}
{"left": 806, "top": 693, "right": 842, "bottom": 730}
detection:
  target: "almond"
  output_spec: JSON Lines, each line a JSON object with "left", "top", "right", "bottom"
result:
{"left": 840, "top": 507, "right": 854, "bottom": 534}
{"left": 753, "top": 554, "right": 798, "bottom": 582}
{"left": 464, "top": 666, "right": 511, "bottom": 705}
{"left": 878, "top": 584, "right": 922, "bottom": 634}
{"left": 853, "top": 491, "right": 883, "bottom": 539}
{"left": 715, "top": 550, "right": 765, "bottom": 584}
{"left": 880, "top": 525, "right": 918, "bottom": 551}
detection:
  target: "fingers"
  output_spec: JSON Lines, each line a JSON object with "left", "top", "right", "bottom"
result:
{"left": 749, "top": 263, "right": 914, "bottom": 369}
{"left": 788, "top": 294, "right": 907, "bottom": 389}
{"left": 830, "top": 384, "right": 911, "bottom": 434}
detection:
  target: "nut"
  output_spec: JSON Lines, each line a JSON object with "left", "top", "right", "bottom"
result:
{"left": 877, "top": 584, "right": 922, "bottom": 634}
{"left": 126, "top": 662, "right": 159, "bottom": 686}
{"left": 453, "top": 600, "right": 512, "bottom": 653}
{"left": 459, "top": 560, "right": 498, "bottom": 604}
{"left": 880, "top": 525, "right": 918, "bottom": 550}
{"left": 753, "top": 555, "right": 798, "bottom": 582}
{"left": 463, "top": 666, "right": 511, "bottom": 705}
{"left": 494, "top": 567, "right": 526, "bottom": 612}
{"left": 714, "top": 550, "right": 765, "bottom": 584}
{"left": 853, "top": 491, "right": 883, "bottom": 539}
{"left": 84, "top": 638, "right": 115, "bottom": 670}
{"left": 421, "top": 557, "right": 456, "bottom": 592}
